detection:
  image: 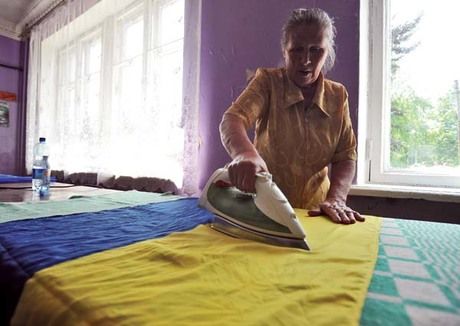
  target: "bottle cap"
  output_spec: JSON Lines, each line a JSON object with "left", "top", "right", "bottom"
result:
{"left": 39, "top": 137, "right": 46, "bottom": 142}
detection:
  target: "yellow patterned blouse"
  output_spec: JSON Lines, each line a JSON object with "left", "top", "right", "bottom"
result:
{"left": 221, "top": 68, "right": 357, "bottom": 209}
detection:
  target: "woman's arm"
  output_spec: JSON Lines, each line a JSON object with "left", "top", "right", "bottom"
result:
{"left": 315, "top": 86, "right": 364, "bottom": 224}
{"left": 310, "top": 160, "right": 365, "bottom": 224}
{"left": 328, "top": 159, "right": 355, "bottom": 203}
{"left": 220, "top": 113, "right": 258, "bottom": 160}
{"left": 219, "top": 114, "right": 267, "bottom": 193}
{"left": 218, "top": 69, "right": 270, "bottom": 193}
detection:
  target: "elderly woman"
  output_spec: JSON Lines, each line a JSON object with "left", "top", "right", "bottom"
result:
{"left": 219, "top": 8, "right": 364, "bottom": 224}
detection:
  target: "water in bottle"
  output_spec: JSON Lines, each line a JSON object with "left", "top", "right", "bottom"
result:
{"left": 39, "top": 155, "right": 50, "bottom": 196}
{"left": 32, "top": 137, "right": 51, "bottom": 196}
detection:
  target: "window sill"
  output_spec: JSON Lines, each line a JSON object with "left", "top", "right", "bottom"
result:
{"left": 349, "top": 184, "right": 460, "bottom": 203}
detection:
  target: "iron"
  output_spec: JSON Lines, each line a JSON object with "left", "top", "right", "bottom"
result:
{"left": 199, "top": 168, "right": 310, "bottom": 250}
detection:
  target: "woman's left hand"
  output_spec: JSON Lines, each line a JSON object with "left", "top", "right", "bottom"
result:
{"left": 309, "top": 200, "right": 365, "bottom": 224}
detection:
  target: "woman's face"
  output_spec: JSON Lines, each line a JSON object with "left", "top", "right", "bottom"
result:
{"left": 283, "top": 24, "right": 328, "bottom": 89}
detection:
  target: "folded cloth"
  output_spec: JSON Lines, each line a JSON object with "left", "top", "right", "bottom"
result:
{"left": 0, "top": 175, "right": 32, "bottom": 184}
{"left": 0, "top": 174, "right": 56, "bottom": 184}
{"left": 13, "top": 211, "right": 381, "bottom": 325}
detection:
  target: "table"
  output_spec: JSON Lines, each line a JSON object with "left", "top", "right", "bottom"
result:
{"left": 0, "top": 182, "right": 119, "bottom": 202}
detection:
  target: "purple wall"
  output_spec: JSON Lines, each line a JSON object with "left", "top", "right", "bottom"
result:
{"left": 0, "top": 35, "right": 25, "bottom": 175}
{"left": 0, "top": 0, "right": 361, "bottom": 182}
{"left": 198, "top": 0, "right": 360, "bottom": 188}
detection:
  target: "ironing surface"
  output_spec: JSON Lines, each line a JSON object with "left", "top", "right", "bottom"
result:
{"left": 13, "top": 211, "right": 381, "bottom": 326}
{"left": 4, "top": 192, "right": 457, "bottom": 325}
{"left": 0, "top": 190, "right": 182, "bottom": 223}
{"left": 199, "top": 168, "right": 310, "bottom": 250}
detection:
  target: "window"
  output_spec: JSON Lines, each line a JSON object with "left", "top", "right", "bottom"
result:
{"left": 54, "top": 29, "right": 103, "bottom": 173}
{"left": 28, "top": 0, "right": 199, "bottom": 190}
{"left": 362, "top": 0, "right": 460, "bottom": 188}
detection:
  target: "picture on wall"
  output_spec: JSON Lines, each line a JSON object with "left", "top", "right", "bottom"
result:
{"left": 0, "top": 101, "right": 9, "bottom": 127}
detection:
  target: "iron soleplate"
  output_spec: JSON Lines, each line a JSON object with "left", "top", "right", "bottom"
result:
{"left": 210, "top": 214, "right": 310, "bottom": 251}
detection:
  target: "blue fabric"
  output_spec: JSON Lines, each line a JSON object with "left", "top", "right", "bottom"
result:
{"left": 0, "top": 174, "right": 32, "bottom": 183}
{"left": 0, "top": 174, "right": 56, "bottom": 184}
{"left": 0, "top": 198, "right": 213, "bottom": 324}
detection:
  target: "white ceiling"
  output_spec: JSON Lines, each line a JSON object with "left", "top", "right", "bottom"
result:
{"left": 0, "top": 0, "right": 54, "bottom": 39}
{"left": 0, "top": 0, "right": 33, "bottom": 25}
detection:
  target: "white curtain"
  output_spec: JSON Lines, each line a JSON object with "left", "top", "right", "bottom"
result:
{"left": 26, "top": 0, "right": 201, "bottom": 195}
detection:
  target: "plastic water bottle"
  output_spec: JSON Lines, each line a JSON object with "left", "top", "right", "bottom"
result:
{"left": 32, "top": 137, "right": 51, "bottom": 196}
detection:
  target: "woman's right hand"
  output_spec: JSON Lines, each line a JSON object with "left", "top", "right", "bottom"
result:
{"left": 227, "top": 151, "right": 268, "bottom": 193}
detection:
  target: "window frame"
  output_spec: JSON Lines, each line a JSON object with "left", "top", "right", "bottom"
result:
{"left": 360, "top": 0, "right": 460, "bottom": 189}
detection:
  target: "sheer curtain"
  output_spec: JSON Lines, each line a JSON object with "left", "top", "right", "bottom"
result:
{"left": 26, "top": 0, "right": 201, "bottom": 195}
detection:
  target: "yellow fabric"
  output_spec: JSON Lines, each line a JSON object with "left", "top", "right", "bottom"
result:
{"left": 221, "top": 68, "right": 357, "bottom": 209}
{"left": 13, "top": 212, "right": 381, "bottom": 326}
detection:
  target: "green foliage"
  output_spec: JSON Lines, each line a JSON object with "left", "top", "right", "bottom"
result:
{"left": 390, "top": 90, "right": 431, "bottom": 167}
{"left": 391, "top": 15, "right": 421, "bottom": 75}
{"left": 389, "top": 14, "right": 459, "bottom": 169}
{"left": 390, "top": 88, "right": 459, "bottom": 168}
{"left": 427, "top": 94, "right": 459, "bottom": 166}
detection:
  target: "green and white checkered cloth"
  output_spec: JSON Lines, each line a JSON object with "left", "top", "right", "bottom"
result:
{"left": 361, "top": 218, "right": 460, "bottom": 325}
